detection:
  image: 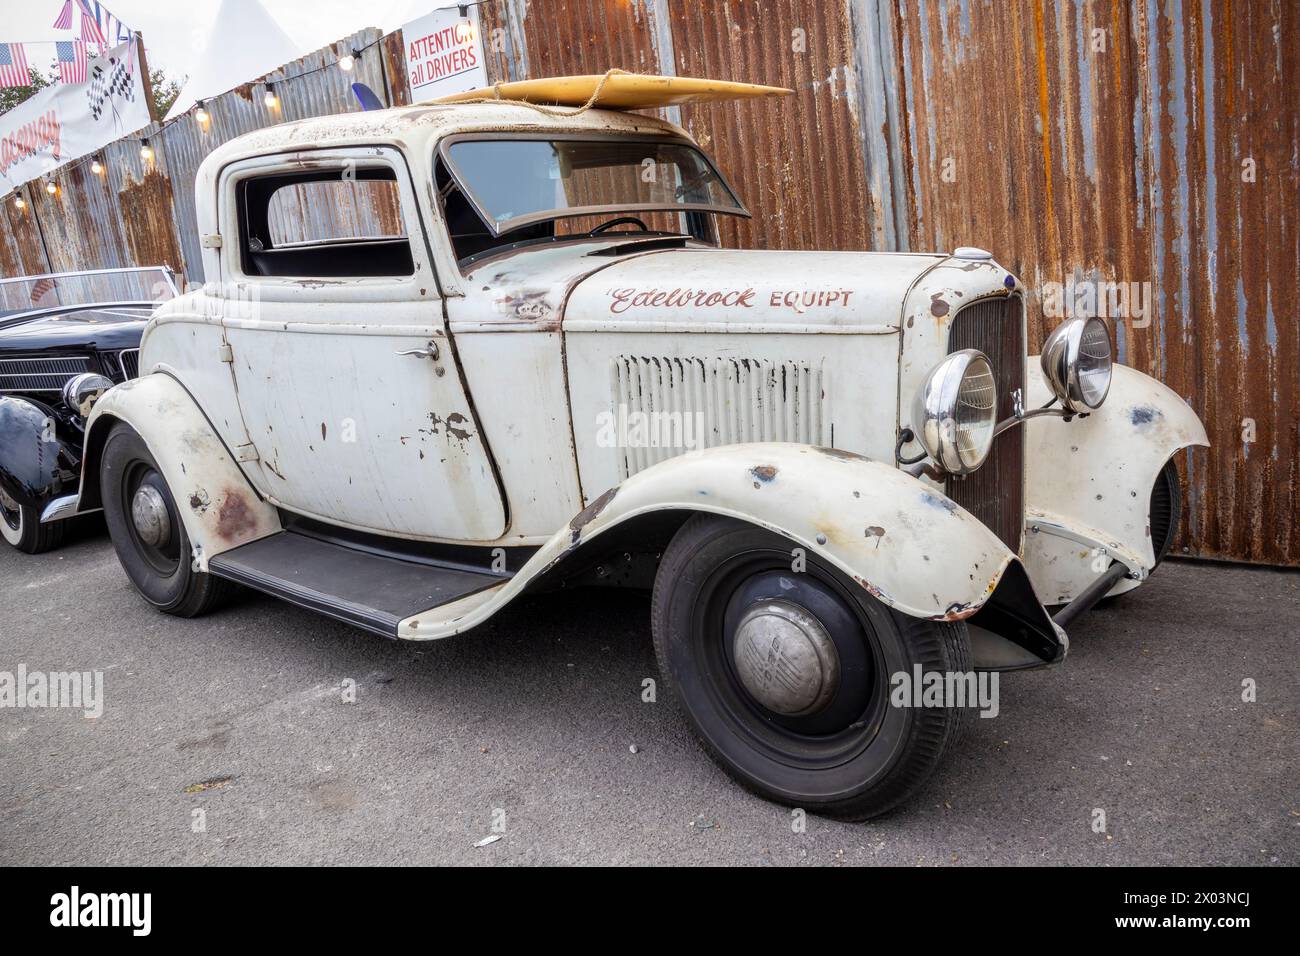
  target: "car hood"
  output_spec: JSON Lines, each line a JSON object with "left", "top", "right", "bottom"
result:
{"left": 0, "top": 307, "right": 151, "bottom": 353}
{"left": 450, "top": 240, "right": 944, "bottom": 334}
{"left": 562, "top": 246, "right": 945, "bottom": 334}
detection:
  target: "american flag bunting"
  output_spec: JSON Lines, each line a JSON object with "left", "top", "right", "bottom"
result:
{"left": 53, "top": 1, "right": 74, "bottom": 30}
{"left": 0, "top": 42, "right": 31, "bottom": 88}
{"left": 56, "top": 39, "right": 88, "bottom": 84}
{"left": 76, "top": 0, "right": 108, "bottom": 49}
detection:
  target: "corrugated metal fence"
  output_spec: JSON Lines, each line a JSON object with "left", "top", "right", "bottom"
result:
{"left": 0, "top": 2, "right": 1295, "bottom": 567}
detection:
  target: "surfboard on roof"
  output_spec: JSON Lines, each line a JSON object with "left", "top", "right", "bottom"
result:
{"left": 429, "top": 73, "right": 792, "bottom": 110}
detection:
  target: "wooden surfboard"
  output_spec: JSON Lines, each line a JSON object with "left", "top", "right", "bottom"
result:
{"left": 430, "top": 73, "right": 792, "bottom": 110}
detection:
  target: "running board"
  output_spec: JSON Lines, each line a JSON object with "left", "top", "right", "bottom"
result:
{"left": 208, "top": 531, "right": 509, "bottom": 638}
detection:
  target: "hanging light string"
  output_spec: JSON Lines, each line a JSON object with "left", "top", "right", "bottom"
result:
{"left": 7, "top": 19, "right": 416, "bottom": 205}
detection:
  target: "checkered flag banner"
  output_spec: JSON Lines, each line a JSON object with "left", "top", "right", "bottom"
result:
{"left": 85, "top": 41, "right": 137, "bottom": 123}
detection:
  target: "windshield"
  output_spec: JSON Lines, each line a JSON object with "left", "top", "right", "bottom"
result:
{"left": 0, "top": 267, "right": 177, "bottom": 318}
{"left": 443, "top": 137, "right": 747, "bottom": 236}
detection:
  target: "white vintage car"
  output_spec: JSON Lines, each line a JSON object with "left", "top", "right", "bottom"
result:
{"left": 65, "top": 76, "right": 1207, "bottom": 818}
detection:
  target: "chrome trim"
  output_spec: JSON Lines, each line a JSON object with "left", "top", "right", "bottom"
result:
{"left": 0, "top": 354, "right": 93, "bottom": 393}
{"left": 41, "top": 494, "right": 93, "bottom": 523}
{"left": 118, "top": 348, "right": 141, "bottom": 379}
{"left": 0, "top": 266, "right": 178, "bottom": 296}
{"left": 911, "top": 349, "right": 997, "bottom": 476}
{"left": 1040, "top": 317, "right": 1113, "bottom": 413}
{"left": 0, "top": 300, "right": 158, "bottom": 328}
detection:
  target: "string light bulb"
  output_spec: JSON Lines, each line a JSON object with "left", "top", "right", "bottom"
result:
{"left": 338, "top": 50, "right": 356, "bottom": 72}
{"left": 195, "top": 100, "right": 209, "bottom": 124}
{"left": 263, "top": 83, "right": 279, "bottom": 109}
{"left": 139, "top": 139, "right": 153, "bottom": 160}
{"left": 91, "top": 156, "right": 104, "bottom": 175}
{"left": 45, "top": 181, "right": 58, "bottom": 196}
{"left": 14, "top": 194, "right": 26, "bottom": 210}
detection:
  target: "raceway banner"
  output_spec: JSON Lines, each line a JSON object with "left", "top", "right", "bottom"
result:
{"left": 0, "top": 40, "right": 151, "bottom": 196}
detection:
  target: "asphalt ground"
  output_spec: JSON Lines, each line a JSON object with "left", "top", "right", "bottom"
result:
{"left": 1, "top": 519, "right": 1296, "bottom": 866}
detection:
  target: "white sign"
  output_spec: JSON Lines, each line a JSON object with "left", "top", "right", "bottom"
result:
{"left": 0, "top": 41, "right": 151, "bottom": 196}
{"left": 402, "top": 5, "right": 488, "bottom": 103}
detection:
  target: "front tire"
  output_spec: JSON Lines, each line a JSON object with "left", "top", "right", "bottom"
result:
{"left": 100, "top": 423, "right": 232, "bottom": 617}
{"left": 0, "top": 487, "right": 66, "bottom": 554}
{"left": 651, "top": 514, "right": 970, "bottom": 820}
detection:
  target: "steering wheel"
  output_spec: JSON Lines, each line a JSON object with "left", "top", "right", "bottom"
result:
{"left": 589, "top": 216, "right": 650, "bottom": 236}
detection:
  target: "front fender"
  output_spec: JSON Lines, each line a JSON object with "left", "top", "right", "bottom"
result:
{"left": 1023, "top": 362, "right": 1209, "bottom": 603}
{"left": 399, "top": 443, "right": 1063, "bottom": 666}
{"left": 0, "top": 396, "right": 79, "bottom": 509}
{"left": 79, "top": 373, "right": 280, "bottom": 569}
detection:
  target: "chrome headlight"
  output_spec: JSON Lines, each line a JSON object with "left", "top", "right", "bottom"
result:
{"left": 1040, "top": 316, "right": 1112, "bottom": 412}
{"left": 61, "top": 372, "right": 115, "bottom": 420}
{"left": 912, "top": 349, "right": 997, "bottom": 475}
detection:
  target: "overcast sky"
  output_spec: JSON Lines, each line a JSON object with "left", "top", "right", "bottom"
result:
{"left": 3, "top": 0, "right": 441, "bottom": 80}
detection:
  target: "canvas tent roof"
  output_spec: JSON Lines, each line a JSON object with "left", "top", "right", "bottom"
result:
{"left": 164, "top": 0, "right": 303, "bottom": 121}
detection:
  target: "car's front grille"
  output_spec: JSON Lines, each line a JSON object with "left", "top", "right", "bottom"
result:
{"left": 0, "top": 355, "right": 93, "bottom": 394}
{"left": 119, "top": 349, "right": 141, "bottom": 379}
{"left": 945, "top": 297, "right": 1025, "bottom": 553}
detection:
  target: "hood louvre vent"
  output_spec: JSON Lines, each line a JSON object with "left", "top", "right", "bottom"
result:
{"left": 610, "top": 356, "right": 826, "bottom": 479}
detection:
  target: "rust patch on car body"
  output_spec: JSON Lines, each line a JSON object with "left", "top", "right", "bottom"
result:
{"left": 216, "top": 491, "right": 258, "bottom": 541}
{"left": 569, "top": 486, "right": 618, "bottom": 544}
{"left": 816, "top": 446, "right": 869, "bottom": 463}
{"left": 750, "top": 464, "right": 777, "bottom": 484}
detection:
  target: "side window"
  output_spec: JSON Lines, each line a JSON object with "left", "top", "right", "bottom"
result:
{"left": 237, "top": 166, "right": 414, "bottom": 278}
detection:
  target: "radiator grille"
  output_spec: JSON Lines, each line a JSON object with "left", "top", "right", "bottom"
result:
{"left": 945, "top": 297, "right": 1025, "bottom": 553}
{"left": 119, "top": 349, "right": 141, "bottom": 379}
{"left": 610, "top": 356, "right": 827, "bottom": 478}
{"left": 0, "top": 355, "right": 93, "bottom": 394}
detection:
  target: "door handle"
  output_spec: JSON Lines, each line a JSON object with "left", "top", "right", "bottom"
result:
{"left": 396, "top": 341, "right": 440, "bottom": 360}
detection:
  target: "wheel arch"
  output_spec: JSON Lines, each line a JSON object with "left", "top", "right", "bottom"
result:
{"left": 400, "top": 443, "right": 1064, "bottom": 666}
{"left": 1023, "top": 362, "right": 1209, "bottom": 603}
{"left": 78, "top": 373, "right": 280, "bottom": 569}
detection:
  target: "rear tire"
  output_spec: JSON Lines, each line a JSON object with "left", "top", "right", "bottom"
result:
{"left": 651, "top": 514, "right": 970, "bottom": 820}
{"left": 100, "top": 423, "right": 233, "bottom": 617}
{"left": 0, "top": 489, "right": 66, "bottom": 554}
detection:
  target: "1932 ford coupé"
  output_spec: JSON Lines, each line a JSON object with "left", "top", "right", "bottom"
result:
{"left": 62, "top": 76, "right": 1207, "bottom": 818}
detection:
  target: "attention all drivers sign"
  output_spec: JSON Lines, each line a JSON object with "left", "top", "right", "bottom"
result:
{"left": 402, "top": 4, "right": 488, "bottom": 102}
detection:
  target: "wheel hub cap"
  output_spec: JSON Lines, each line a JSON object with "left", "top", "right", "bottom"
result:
{"left": 131, "top": 485, "right": 171, "bottom": 548}
{"left": 732, "top": 600, "right": 841, "bottom": 716}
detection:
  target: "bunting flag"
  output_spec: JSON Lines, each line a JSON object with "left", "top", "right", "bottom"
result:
{"left": 56, "top": 39, "right": 88, "bottom": 84}
{"left": 76, "top": 0, "right": 108, "bottom": 49}
{"left": 52, "top": 0, "right": 74, "bottom": 30}
{"left": 124, "top": 31, "right": 135, "bottom": 77}
{"left": 0, "top": 42, "right": 31, "bottom": 88}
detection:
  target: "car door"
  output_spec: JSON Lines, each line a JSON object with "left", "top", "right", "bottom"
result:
{"left": 216, "top": 146, "right": 506, "bottom": 542}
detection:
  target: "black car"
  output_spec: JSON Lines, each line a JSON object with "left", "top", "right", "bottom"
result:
{"left": 0, "top": 267, "right": 177, "bottom": 553}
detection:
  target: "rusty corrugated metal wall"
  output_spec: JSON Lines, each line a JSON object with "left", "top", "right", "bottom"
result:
{"left": 470, "top": 0, "right": 1297, "bottom": 567}
{"left": 1, "top": 3, "right": 1295, "bottom": 565}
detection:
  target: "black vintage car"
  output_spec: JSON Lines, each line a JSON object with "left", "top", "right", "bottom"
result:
{"left": 0, "top": 267, "right": 177, "bottom": 553}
